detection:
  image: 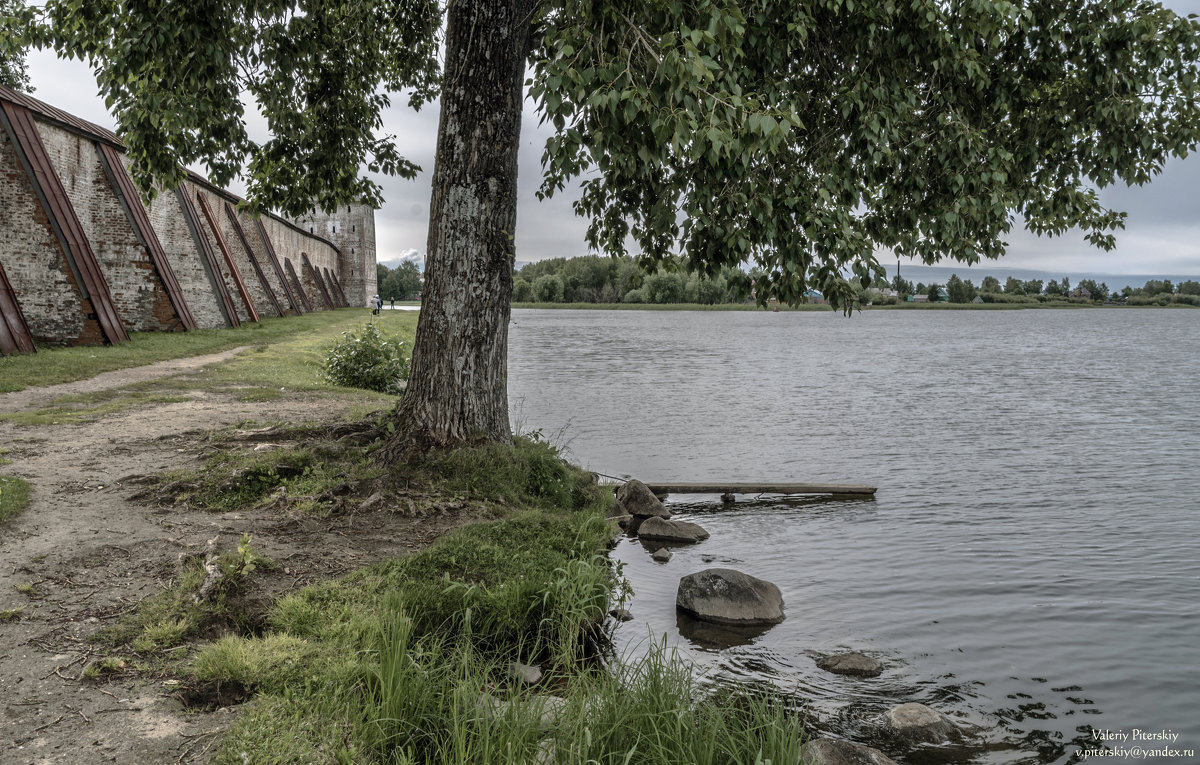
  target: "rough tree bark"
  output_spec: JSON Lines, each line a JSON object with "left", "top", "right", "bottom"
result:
{"left": 375, "top": 0, "right": 535, "bottom": 462}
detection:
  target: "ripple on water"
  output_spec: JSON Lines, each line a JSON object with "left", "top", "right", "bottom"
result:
{"left": 511, "top": 308, "right": 1200, "bottom": 764}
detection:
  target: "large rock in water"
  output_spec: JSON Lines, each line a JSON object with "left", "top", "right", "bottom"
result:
{"left": 637, "top": 516, "right": 710, "bottom": 543}
{"left": 883, "top": 702, "right": 966, "bottom": 746}
{"left": 676, "top": 568, "right": 784, "bottom": 626}
{"left": 798, "top": 738, "right": 900, "bottom": 765}
{"left": 615, "top": 479, "right": 671, "bottom": 519}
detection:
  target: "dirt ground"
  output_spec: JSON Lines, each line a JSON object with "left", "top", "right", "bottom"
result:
{"left": 0, "top": 350, "right": 477, "bottom": 764}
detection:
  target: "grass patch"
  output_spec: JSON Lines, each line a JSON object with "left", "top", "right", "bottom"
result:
{"left": 0, "top": 390, "right": 191, "bottom": 426}
{"left": 0, "top": 606, "right": 24, "bottom": 622}
{"left": 191, "top": 311, "right": 416, "bottom": 402}
{"left": 162, "top": 437, "right": 385, "bottom": 516}
{"left": 0, "top": 475, "right": 31, "bottom": 524}
{"left": 0, "top": 308, "right": 418, "bottom": 394}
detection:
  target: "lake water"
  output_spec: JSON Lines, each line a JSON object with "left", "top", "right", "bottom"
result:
{"left": 507, "top": 308, "right": 1200, "bottom": 764}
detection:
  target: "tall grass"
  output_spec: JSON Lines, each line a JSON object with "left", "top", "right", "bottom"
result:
{"left": 353, "top": 612, "right": 804, "bottom": 765}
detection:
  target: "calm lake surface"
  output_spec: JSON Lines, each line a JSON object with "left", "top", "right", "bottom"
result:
{"left": 507, "top": 308, "right": 1200, "bottom": 765}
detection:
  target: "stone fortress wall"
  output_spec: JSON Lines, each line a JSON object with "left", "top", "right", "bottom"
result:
{"left": 0, "top": 84, "right": 376, "bottom": 355}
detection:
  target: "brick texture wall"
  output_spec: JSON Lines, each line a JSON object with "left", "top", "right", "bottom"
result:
{"left": 34, "top": 122, "right": 178, "bottom": 333}
{"left": 261, "top": 217, "right": 341, "bottom": 309}
{"left": 138, "top": 166, "right": 228, "bottom": 330}
{"left": 2, "top": 87, "right": 377, "bottom": 346}
{"left": 0, "top": 130, "right": 93, "bottom": 344}
{"left": 197, "top": 188, "right": 278, "bottom": 318}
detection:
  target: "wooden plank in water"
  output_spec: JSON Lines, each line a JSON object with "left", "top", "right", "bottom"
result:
{"left": 644, "top": 482, "right": 876, "bottom": 497}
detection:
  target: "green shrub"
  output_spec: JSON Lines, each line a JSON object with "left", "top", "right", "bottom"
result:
{"left": 323, "top": 322, "right": 410, "bottom": 395}
{"left": 532, "top": 274, "right": 565, "bottom": 302}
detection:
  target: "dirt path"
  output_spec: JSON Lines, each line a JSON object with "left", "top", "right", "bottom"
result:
{"left": 0, "top": 347, "right": 253, "bottom": 414}
{"left": 0, "top": 351, "right": 468, "bottom": 763}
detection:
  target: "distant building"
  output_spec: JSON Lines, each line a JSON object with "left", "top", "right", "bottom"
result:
{"left": 972, "top": 295, "right": 984, "bottom": 304}
{"left": 292, "top": 204, "right": 377, "bottom": 307}
{"left": 1070, "top": 286, "right": 1092, "bottom": 300}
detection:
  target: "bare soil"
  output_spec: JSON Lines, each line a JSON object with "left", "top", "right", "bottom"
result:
{"left": 0, "top": 350, "right": 480, "bottom": 764}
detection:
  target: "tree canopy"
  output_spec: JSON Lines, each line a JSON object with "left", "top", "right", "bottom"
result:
{"left": 11, "top": 0, "right": 1200, "bottom": 308}
{"left": 9, "top": 0, "right": 1200, "bottom": 450}
{"left": 379, "top": 261, "right": 423, "bottom": 301}
{"left": 0, "top": 0, "right": 33, "bottom": 91}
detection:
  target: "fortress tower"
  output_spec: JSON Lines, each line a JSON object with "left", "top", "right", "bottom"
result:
{"left": 294, "top": 203, "right": 377, "bottom": 306}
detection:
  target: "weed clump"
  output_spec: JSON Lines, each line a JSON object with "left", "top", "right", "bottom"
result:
{"left": 322, "top": 322, "right": 409, "bottom": 395}
{"left": 0, "top": 474, "right": 30, "bottom": 524}
{"left": 82, "top": 656, "right": 127, "bottom": 680}
{"left": 96, "top": 535, "right": 273, "bottom": 653}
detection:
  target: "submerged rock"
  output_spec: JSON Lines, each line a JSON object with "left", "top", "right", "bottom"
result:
{"left": 676, "top": 568, "right": 784, "bottom": 626}
{"left": 676, "top": 611, "right": 775, "bottom": 648}
{"left": 615, "top": 479, "right": 670, "bottom": 519}
{"left": 883, "top": 702, "right": 966, "bottom": 746}
{"left": 638, "top": 516, "right": 710, "bottom": 544}
{"left": 816, "top": 652, "right": 884, "bottom": 678}
{"left": 651, "top": 548, "right": 672, "bottom": 562}
{"left": 798, "top": 738, "right": 900, "bottom": 765}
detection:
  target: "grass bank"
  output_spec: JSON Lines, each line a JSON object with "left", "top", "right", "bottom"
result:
{"left": 0, "top": 311, "right": 418, "bottom": 425}
{"left": 26, "top": 310, "right": 805, "bottom": 762}
{"left": 0, "top": 307, "right": 409, "bottom": 394}
{"left": 114, "top": 433, "right": 805, "bottom": 764}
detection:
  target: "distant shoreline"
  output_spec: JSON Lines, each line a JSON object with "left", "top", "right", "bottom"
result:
{"left": 509, "top": 301, "right": 1195, "bottom": 311}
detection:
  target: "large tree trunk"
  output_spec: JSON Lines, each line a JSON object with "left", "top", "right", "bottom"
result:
{"left": 375, "top": 1, "right": 533, "bottom": 462}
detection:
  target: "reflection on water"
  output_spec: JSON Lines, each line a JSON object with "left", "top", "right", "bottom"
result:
{"left": 509, "top": 309, "right": 1200, "bottom": 764}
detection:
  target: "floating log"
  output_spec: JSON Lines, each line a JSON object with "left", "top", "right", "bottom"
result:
{"left": 643, "top": 482, "right": 876, "bottom": 498}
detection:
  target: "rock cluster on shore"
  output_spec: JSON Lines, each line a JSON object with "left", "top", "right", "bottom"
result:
{"left": 606, "top": 477, "right": 976, "bottom": 765}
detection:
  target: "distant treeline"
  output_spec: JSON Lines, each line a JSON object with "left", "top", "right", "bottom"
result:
{"left": 514, "top": 255, "right": 750, "bottom": 305}
{"left": 514, "top": 255, "right": 1200, "bottom": 307}
{"left": 885, "top": 274, "right": 1200, "bottom": 306}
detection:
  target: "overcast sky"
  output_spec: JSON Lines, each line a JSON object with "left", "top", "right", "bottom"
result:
{"left": 21, "top": 1, "right": 1200, "bottom": 277}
